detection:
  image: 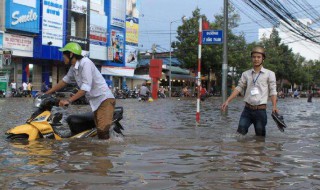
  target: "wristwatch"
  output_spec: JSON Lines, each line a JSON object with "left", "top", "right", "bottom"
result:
{"left": 67, "top": 99, "right": 72, "bottom": 104}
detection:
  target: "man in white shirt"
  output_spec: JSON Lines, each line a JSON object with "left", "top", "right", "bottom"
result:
{"left": 22, "top": 82, "right": 27, "bottom": 90}
{"left": 46, "top": 42, "right": 115, "bottom": 140}
{"left": 221, "top": 46, "right": 279, "bottom": 137}
{"left": 10, "top": 81, "right": 16, "bottom": 90}
{"left": 22, "top": 82, "right": 28, "bottom": 96}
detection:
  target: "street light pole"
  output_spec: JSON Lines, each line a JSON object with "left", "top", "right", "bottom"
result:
{"left": 169, "top": 21, "right": 174, "bottom": 98}
{"left": 169, "top": 17, "right": 186, "bottom": 98}
{"left": 169, "top": 21, "right": 173, "bottom": 98}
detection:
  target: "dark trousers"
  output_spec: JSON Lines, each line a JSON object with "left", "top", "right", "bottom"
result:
{"left": 237, "top": 106, "right": 267, "bottom": 136}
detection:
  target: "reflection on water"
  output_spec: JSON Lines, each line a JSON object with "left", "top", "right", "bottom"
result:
{"left": 1, "top": 97, "right": 320, "bottom": 189}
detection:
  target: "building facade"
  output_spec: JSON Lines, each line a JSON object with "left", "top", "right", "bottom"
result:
{"left": 0, "top": 0, "right": 141, "bottom": 94}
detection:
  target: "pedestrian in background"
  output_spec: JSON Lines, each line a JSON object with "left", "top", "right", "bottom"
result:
{"left": 200, "top": 85, "right": 207, "bottom": 101}
{"left": 139, "top": 82, "right": 150, "bottom": 101}
{"left": 307, "top": 90, "right": 313, "bottom": 103}
{"left": 27, "top": 82, "right": 32, "bottom": 97}
{"left": 10, "top": 80, "right": 17, "bottom": 97}
{"left": 22, "top": 81, "right": 28, "bottom": 96}
{"left": 221, "top": 46, "right": 279, "bottom": 137}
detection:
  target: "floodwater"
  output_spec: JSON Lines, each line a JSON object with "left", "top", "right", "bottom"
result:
{"left": 0, "top": 96, "right": 320, "bottom": 189}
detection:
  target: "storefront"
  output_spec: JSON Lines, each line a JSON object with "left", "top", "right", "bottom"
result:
{"left": 101, "top": 66, "right": 135, "bottom": 89}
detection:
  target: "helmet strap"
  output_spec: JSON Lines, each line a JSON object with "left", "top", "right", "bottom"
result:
{"left": 69, "top": 54, "right": 75, "bottom": 65}
{"left": 254, "top": 59, "right": 264, "bottom": 67}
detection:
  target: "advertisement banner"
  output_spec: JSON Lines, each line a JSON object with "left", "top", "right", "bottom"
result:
{"left": 107, "top": 46, "right": 114, "bottom": 61}
{"left": 3, "top": 33, "right": 34, "bottom": 57}
{"left": 110, "top": 29, "right": 124, "bottom": 63}
{"left": 126, "top": 17, "right": 139, "bottom": 45}
{"left": 90, "top": 12, "right": 107, "bottom": 46}
{"left": 5, "top": 0, "right": 40, "bottom": 33}
{"left": 126, "top": 0, "right": 140, "bottom": 18}
{"left": 125, "top": 45, "right": 138, "bottom": 68}
{"left": 89, "top": 12, "right": 107, "bottom": 60}
{"left": 111, "top": 0, "right": 125, "bottom": 28}
{"left": 67, "top": 0, "right": 89, "bottom": 52}
{"left": 42, "top": 0, "right": 64, "bottom": 47}
{"left": 71, "top": 0, "right": 87, "bottom": 14}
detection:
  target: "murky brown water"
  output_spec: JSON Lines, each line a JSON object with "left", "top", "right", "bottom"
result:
{"left": 0, "top": 96, "right": 320, "bottom": 189}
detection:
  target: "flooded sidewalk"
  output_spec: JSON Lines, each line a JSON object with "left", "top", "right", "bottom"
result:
{"left": 0, "top": 97, "right": 319, "bottom": 189}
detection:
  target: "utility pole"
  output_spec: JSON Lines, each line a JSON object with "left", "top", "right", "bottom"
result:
{"left": 222, "top": 0, "right": 228, "bottom": 103}
{"left": 152, "top": 43, "right": 156, "bottom": 59}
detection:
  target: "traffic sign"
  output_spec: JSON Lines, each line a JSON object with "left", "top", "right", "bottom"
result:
{"left": 202, "top": 30, "right": 223, "bottom": 44}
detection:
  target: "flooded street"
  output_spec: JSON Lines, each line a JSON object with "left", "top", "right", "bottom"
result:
{"left": 0, "top": 96, "right": 320, "bottom": 189}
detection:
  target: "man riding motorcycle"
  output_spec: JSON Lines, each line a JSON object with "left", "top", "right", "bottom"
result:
{"left": 45, "top": 42, "right": 115, "bottom": 140}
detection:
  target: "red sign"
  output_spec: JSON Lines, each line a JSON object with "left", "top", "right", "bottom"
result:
{"left": 149, "top": 59, "right": 163, "bottom": 78}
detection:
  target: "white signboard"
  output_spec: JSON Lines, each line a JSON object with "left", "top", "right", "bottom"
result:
{"left": 3, "top": 33, "right": 33, "bottom": 57}
{"left": 90, "top": 12, "right": 107, "bottom": 44}
{"left": 125, "top": 45, "right": 138, "bottom": 68}
{"left": 90, "top": 12, "right": 107, "bottom": 60}
{"left": 111, "top": 0, "right": 125, "bottom": 28}
{"left": 107, "top": 46, "right": 114, "bottom": 61}
{"left": 42, "top": 0, "right": 64, "bottom": 47}
{"left": 13, "top": 0, "right": 36, "bottom": 8}
{"left": 91, "top": 0, "right": 101, "bottom": 4}
{"left": 72, "top": 0, "right": 87, "bottom": 14}
{"left": 101, "top": 66, "right": 135, "bottom": 77}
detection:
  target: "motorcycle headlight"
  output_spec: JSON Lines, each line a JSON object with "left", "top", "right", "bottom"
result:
{"left": 34, "top": 97, "right": 42, "bottom": 108}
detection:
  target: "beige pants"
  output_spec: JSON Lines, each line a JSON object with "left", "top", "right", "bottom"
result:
{"left": 94, "top": 98, "right": 115, "bottom": 139}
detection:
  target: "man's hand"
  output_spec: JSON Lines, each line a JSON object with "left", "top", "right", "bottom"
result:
{"left": 221, "top": 101, "right": 229, "bottom": 111}
{"left": 220, "top": 89, "right": 240, "bottom": 112}
{"left": 59, "top": 99, "right": 70, "bottom": 107}
{"left": 272, "top": 106, "right": 279, "bottom": 113}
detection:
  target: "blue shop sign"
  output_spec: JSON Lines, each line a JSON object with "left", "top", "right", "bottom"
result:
{"left": 5, "top": 0, "right": 40, "bottom": 33}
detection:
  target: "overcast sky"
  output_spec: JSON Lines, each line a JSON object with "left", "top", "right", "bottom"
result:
{"left": 138, "top": 0, "right": 320, "bottom": 53}
{"left": 138, "top": 0, "right": 262, "bottom": 52}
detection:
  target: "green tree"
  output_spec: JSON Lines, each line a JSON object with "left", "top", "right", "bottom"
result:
{"left": 310, "top": 60, "right": 320, "bottom": 88}
{"left": 173, "top": 5, "right": 245, "bottom": 83}
{"left": 259, "top": 28, "right": 302, "bottom": 89}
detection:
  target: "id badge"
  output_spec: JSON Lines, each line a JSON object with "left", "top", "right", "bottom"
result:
{"left": 250, "top": 87, "right": 259, "bottom": 96}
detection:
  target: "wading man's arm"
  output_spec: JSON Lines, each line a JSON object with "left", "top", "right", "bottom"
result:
{"left": 271, "top": 95, "right": 278, "bottom": 113}
{"left": 221, "top": 89, "right": 241, "bottom": 111}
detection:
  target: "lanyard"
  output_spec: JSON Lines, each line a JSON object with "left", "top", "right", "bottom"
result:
{"left": 252, "top": 71, "right": 261, "bottom": 86}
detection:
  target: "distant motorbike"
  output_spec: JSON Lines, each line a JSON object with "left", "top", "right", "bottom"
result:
{"left": 0, "top": 90, "right": 5, "bottom": 98}
{"left": 114, "top": 88, "right": 127, "bottom": 99}
{"left": 11, "top": 87, "right": 28, "bottom": 97}
{"left": 124, "top": 89, "right": 138, "bottom": 99}
{"left": 158, "top": 90, "right": 166, "bottom": 99}
{"left": 6, "top": 94, "right": 124, "bottom": 141}
{"left": 138, "top": 91, "right": 150, "bottom": 102}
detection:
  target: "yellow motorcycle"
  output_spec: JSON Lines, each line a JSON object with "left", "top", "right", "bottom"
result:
{"left": 6, "top": 94, "right": 124, "bottom": 141}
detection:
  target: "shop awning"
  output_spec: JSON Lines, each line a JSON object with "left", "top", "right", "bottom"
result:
{"left": 101, "top": 66, "right": 135, "bottom": 77}
{"left": 164, "top": 65, "right": 190, "bottom": 75}
{"left": 171, "top": 74, "right": 196, "bottom": 80}
{"left": 128, "top": 74, "right": 151, "bottom": 80}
